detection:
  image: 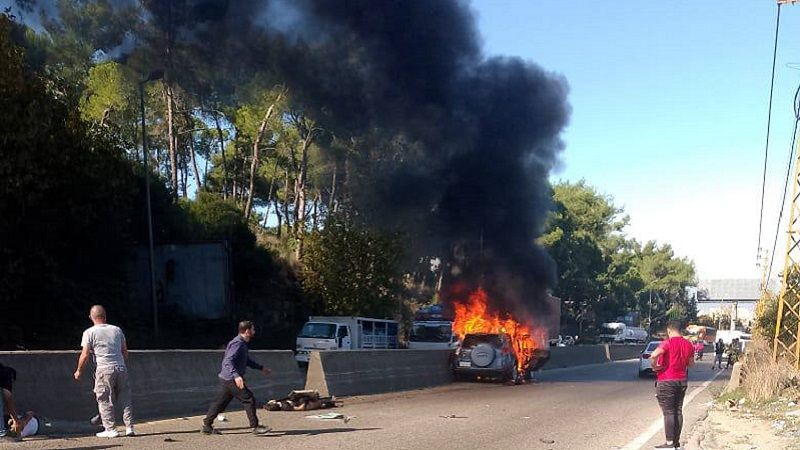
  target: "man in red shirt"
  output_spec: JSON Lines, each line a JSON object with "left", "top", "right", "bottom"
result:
{"left": 649, "top": 320, "right": 695, "bottom": 450}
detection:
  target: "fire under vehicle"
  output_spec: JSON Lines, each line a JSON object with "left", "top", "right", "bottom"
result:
{"left": 295, "top": 316, "right": 399, "bottom": 364}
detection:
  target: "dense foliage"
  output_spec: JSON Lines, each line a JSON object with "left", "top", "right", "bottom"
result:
{"left": 0, "top": 3, "right": 697, "bottom": 348}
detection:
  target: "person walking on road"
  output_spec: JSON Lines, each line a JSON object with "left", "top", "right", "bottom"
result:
{"left": 712, "top": 339, "right": 724, "bottom": 370}
{"left": 202, "top": 321, "right": 272, "bottom": 436}
{"left": 649, "top": 320, "right": 695, "bottom": 450}
{"left": 74, "top": 305, "right": 134, "bottom": 438}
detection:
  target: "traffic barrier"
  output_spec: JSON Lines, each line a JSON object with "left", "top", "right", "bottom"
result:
{"left": 306, "top": 349, "right": 452, "bottom": 397}
{"left": 607, "top": 344, "right": 646, "bottom": 361}
{"left": 545, "top": 345, "right": 608, "bottom": 369}
{"left": 0, "top": 350, "right": 303, "bottom": 422}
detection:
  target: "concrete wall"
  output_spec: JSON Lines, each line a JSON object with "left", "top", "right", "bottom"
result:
{"left": 0, "top": 350, "right": 303, "bottom": 422}
{"left": 544, "top": 344, "right": 643, "bottom": 370}
{"left": 306, "top": 349, "right": 452, "bottom": 397}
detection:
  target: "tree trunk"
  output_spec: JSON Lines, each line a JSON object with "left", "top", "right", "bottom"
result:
{"left": 188, "top": 119, "right": 203, "bottom": 193}
{"left": 328, "top": 161, "right": 337, "bottom": 213}
{"left": 245, "top": 89, "right": 285, "bottom": 221}
{"left": 214, "top": 113, "right": 229, "bottom": 200}
{"left": 283, "top": 168, "right": 291, "bottom": 238}
{"left": 262, "top": 157, "right": 281, "bottom": 230}
{"left": 276, "top": 206, "right": 283, "bottom": 239}
{"left": 293, "top": 120, "right": 316, "bottom": 260}
{"left": 165, "top": 84, "right": 178, "bottom": 199}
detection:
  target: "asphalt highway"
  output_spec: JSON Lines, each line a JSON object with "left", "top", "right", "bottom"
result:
{"left": 14, "top": 357, "right": 729, "bottom": 450}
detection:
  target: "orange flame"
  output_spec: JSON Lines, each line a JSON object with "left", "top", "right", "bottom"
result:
{"left": 452, "top": 288, "right": 541, "bottom": 373}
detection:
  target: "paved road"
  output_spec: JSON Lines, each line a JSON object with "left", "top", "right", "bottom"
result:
{"left": 16, "top": 357, "right": 728, "bottom": 450}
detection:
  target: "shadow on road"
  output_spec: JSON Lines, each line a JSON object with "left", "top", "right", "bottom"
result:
{"left": 138, "top": 426, "right": 252, "bottom": 437}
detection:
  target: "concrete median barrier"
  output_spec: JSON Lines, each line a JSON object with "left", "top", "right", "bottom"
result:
{"left": 607, "top": 344, "right": 646, "bottom": 361}
{"left": 305, "top": 349, "right": 452, "bottom": 397}
{"left": 544, "top": 345, "right": 609, "bottom": 369}
{"left": 0, "top": 350, "right": 303, "bottom": 422}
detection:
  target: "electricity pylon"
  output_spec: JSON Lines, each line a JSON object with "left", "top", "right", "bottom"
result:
{"left": 773, "top": 135, "right": 800, "bottom": 368}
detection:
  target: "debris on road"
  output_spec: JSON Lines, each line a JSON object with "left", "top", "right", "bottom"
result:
{"left": 217, "top": 414, "right": 228, "bottom": 422}
{"left": 539, "top": 438, "right": 555, "bottom": 444}
{"left": 439, "top": 414, "right": 467, "bottom": 419}
{"left": 265, "top": 390, "right": 339, "bottom": 412}
{"left": 305, "top": 412, "right": 352, "bottom": 423}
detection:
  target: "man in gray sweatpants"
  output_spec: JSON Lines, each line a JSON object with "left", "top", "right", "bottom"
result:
{"left": 74, "top": 305, "right": 134, "bottom": 438}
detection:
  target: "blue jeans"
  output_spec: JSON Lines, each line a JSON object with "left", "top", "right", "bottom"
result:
{"left": 0, "top": 388, "right": 7, "bottom": 437}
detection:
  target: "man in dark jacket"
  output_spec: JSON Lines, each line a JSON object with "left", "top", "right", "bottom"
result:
{"left": 202, "top": 321, "right": 272, "bottom": 435}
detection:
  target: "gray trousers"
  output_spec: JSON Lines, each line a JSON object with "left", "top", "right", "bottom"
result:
{"left": 94, "top": 367, "right": 134, "bottom": 430}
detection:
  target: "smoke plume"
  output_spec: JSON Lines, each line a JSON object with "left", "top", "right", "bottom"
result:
{"left": 18, "top": 0, "right": 571, "bottom": 317}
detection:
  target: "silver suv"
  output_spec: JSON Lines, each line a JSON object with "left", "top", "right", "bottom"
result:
{"left": 453, "top": 333, "right": 519, "bottom": 382}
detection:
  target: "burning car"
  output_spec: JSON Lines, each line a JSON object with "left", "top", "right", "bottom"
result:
{"left": 451, "top": 288, "right": 551, "bottom": 383}
{"left": 454, "top": 332, "right": 518, "bottom": 381}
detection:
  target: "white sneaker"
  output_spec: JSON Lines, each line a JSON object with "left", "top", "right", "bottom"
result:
{"left": 96, "top": 429, "right": 120, "bottom": 438}
{"left": 126, "top": 426, "right": 135, "bottom": 437}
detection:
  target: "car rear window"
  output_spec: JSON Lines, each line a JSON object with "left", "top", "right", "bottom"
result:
{"left": 645, "top": 342, "right": 661, "bottom": 352}
{"left": 462, "top": 334, "right": 501, "bottom": 348}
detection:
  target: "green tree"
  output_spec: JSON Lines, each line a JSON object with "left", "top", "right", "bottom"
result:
{"left": 540, "top": 181, "right": 628, "bottom": 330}
{"left": 301, "top": 213, "right": 404, "bottom": 318}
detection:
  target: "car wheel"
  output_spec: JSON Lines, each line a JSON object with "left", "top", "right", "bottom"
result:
{"left": 638, "top": 370, "right": 646, "bottom": 378}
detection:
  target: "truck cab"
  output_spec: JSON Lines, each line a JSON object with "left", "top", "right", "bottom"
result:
{"left": 295, "top": 316, "right": 399, "bottom": 363}
{"left": 408, "top": 320, "right": 458, "bottom": 350}
{"left": 295, "top": 321, "right": 352, "bottom": 363}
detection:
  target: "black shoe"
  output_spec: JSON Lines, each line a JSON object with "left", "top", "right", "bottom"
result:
{"left": 654, "top": 443, "right": 675, "bottom": 449}
{"left": 201, "top": 426, "right": 222, "bottom": 435}
{"left": 252, "top": 425, "right": 271, "bottom": 435}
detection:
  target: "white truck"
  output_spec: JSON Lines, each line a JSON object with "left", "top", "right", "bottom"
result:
{"left": 408, "top": 320, "right": 458, "bottom": 350}
{"left": 598, "top": 322, "right": 649, "bottom": 344}
{"left": 408, "top": 305, "right": 457, "bottom": 350}
{"left": 295, "top": 316, "right": 399, "bottom": 363}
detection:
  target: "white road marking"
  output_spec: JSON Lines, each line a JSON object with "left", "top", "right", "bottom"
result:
{"left": 619, "top": 368, "right": 725, "bottom": 450}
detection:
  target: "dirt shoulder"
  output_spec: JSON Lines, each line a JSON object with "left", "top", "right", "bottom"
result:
{"left": 685, "top": 395, "right": 800, "bottom": 450}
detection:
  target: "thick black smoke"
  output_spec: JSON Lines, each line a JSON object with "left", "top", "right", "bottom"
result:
{"left": 19, "top": 0, "right": 570, "bottom": 317}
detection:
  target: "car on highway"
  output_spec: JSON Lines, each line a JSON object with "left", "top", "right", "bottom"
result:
{"left": 453, "top": 333, "right": 519, "bottom": 382}
{"left": 638, "top": 340, "right": 662, "bottom": 378}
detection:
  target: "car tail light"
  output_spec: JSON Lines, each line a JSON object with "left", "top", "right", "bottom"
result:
{"left": 642, "top": 353, "right": 651, "bottom": 359}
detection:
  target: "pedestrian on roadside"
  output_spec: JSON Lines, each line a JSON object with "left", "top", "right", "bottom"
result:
{"left": 712, "top": 338, "right": 724, "bottom": 370}
{"left": 202, "top": 320, "right": 272, "bottom": 436}
{"left": 73, "top": 305, "right": 135, "bottom": 438}
{"left": 726, "top": 338, "right": 740, "bottom": 369}
{"left": 649, "top": 320, "right": 694, "bottom": 450}
{"left": 693, "top": 341, "right": 704, "bottom": 361}
{"left": 0, "top": 363, "right": 22, "bottom": 443}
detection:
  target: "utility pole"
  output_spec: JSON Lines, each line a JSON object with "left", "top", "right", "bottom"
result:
{"left": 139, "top": 69, "right": 164, "bottom": 339}
{"left": 774, "top": 110, "right": 800, "bottom": 368}
{"left": 772, "top": 0, "right": 800, "bottom": 368}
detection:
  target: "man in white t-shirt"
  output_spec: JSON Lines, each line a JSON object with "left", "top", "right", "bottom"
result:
{"left": 73, "top": 305, "right": 134, "bottom": 438}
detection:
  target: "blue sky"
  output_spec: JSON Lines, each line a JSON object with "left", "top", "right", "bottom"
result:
{"left": 473, "top": 0, "right": 800, "bottom": 280}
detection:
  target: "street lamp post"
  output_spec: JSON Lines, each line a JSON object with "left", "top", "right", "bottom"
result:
{"left": 139, "top": 69, "right": 164, "bottom": 339}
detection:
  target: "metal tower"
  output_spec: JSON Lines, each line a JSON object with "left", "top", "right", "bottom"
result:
{"left": 774, "top": 136, "right": 800, "bottom": 368}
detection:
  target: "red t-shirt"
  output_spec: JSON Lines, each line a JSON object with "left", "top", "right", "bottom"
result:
{"left": 655, "top": 336, "right": 694, "bottom": 382}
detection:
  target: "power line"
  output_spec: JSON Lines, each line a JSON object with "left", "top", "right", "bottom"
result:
{"left": 758, "top": 2, "right": 784, "bottom": 261}
{"left": 766, "top": 85, "right": 800, "bottom": 283}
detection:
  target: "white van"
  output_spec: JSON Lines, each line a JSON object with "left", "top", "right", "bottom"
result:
{"left": 295, "top": 316, "right": 399, "bottom": 363}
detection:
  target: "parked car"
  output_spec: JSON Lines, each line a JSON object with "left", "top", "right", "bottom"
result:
{"left": 638, "top": 340, "right": 662, "bottom": 378}
{"left": 453, "top": 333, "right": 519, "bottom": 382}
